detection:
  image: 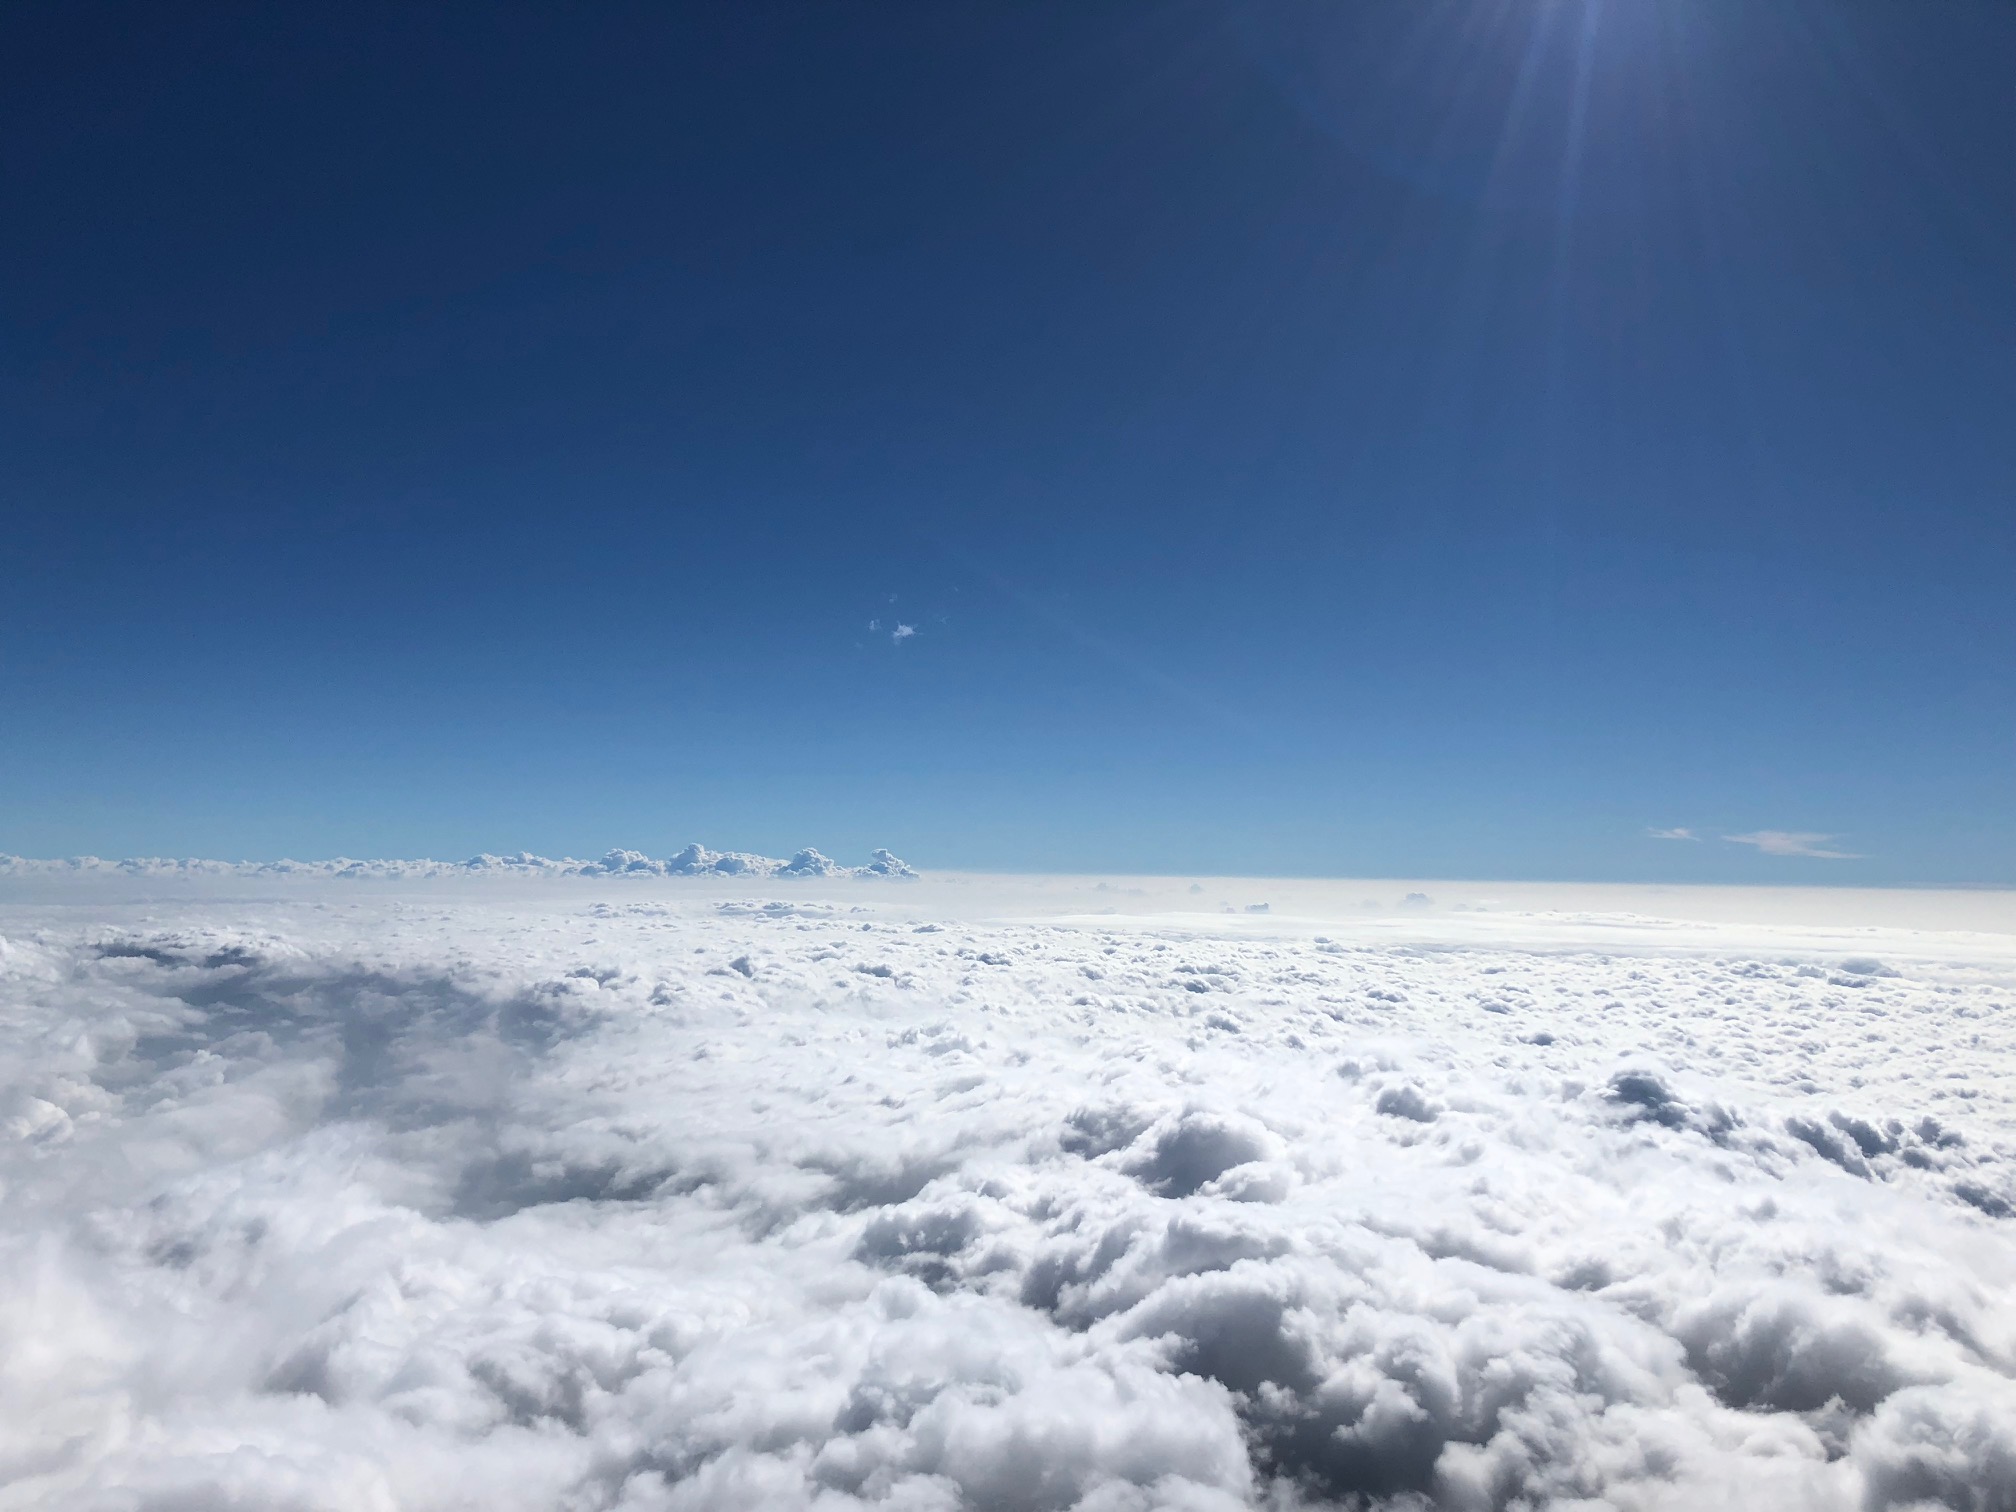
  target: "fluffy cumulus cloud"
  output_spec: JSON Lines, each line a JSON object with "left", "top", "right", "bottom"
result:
{"left": 2, "top": 879, "right": 2014, "bottom": 1510}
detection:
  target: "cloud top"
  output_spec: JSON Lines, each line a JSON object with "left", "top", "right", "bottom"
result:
{"left": 0, "top": 890, "right": 2011, "bottom": 1508}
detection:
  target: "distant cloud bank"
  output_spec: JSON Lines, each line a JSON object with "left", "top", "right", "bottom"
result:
{"left": 0, "top": 843, "right": 919, "bottom": 880}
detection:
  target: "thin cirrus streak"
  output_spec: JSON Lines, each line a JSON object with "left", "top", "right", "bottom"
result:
{"left": 1724, "top": 830, "right": 1864, "bottom": 860}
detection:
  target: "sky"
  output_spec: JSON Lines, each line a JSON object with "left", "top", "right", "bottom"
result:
{"left": 3, "top": 0, "right": 2012, "bottom": 884}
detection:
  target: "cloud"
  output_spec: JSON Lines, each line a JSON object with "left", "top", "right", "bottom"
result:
{"left": 1724, "top": 830, "right": 1864, "bottom": 860}
{"left": 1648, "top": 826, "right": 1699, "bottom": 841}
{"left": 891, "top": 623, "right": 916, "bottom": 643}
{"left": 0, "top": 886, "right": 2010, "bottom": 1509}
{"left": 0, "top": 844, "right": 920, "bottom": 880}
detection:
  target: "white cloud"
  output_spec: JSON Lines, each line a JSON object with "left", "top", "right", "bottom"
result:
{"left": 0, "top": 882, "right": 2009, "bottom": 1509}
{"left": 1648, "top": 826, "right": 1699, "bottom": 841}
{"left": 891, "top": 623, "right": 916, "bottom": 643}
{"left": 1724, "top": 830, "right": 1864, "bottom": 860}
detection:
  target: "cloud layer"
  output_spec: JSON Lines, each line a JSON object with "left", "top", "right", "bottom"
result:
{"left": 2, "top": 886, "right": 2013, "bottom": 1509}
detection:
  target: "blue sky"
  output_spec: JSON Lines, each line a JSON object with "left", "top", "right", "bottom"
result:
{"left": 4, "top": 1, "right": 2012, "bottom": 883}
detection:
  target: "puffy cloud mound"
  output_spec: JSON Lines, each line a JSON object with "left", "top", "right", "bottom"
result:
{"left": 1, "top": 887, "right": 2013, "bottom": 1510}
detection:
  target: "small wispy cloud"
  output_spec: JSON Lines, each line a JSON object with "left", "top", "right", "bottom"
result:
{"left": 1646, "top": 826, "right": 1698, "bottom": 841}
{"left": 891, "top": 623, "right": 916, "bottom": 644}
{"left": 1723, "top": 830, "right": 1863, "bottom": 860}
